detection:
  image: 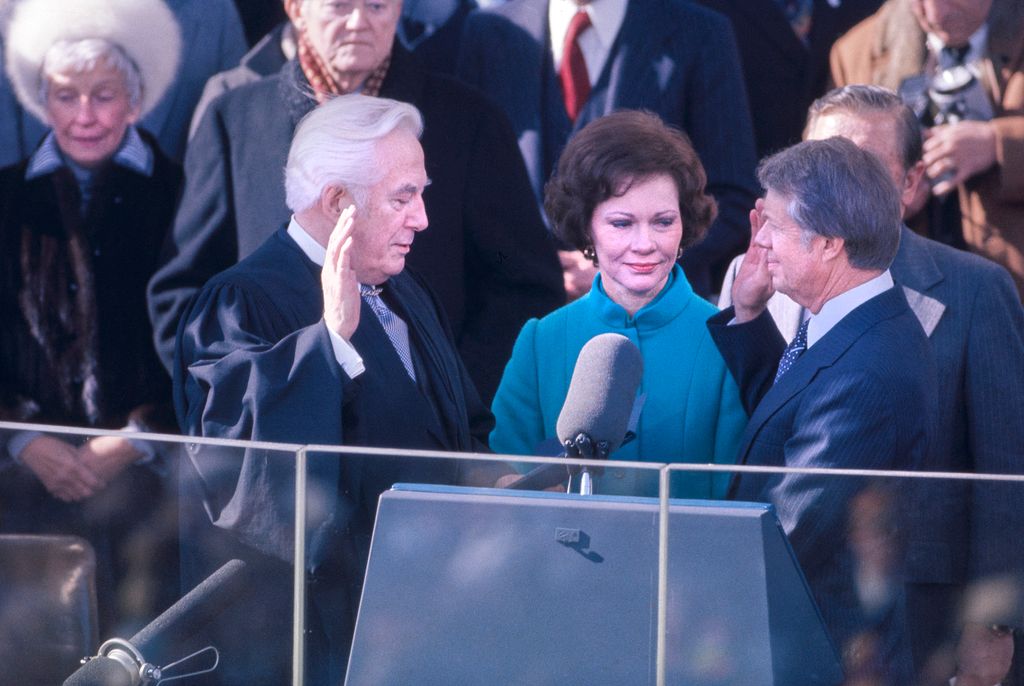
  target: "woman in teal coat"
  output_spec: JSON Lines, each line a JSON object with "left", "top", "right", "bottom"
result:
{"left": 490, "top": 111, "right": 746, "bottom": 499}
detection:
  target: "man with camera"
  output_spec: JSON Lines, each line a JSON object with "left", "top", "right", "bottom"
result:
{"left": 830, "top": 0, "right": 1024, "bottom": 299}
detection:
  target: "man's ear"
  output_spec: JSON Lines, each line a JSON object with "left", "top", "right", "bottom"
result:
{"left": 901, "top": 160, "right": 926, "bottom": 211}
{"left": 820, "top": 235, "right": 846, "bottom": 262}
{"left": 319, "top": 184, "right": 351, "bottom": 218}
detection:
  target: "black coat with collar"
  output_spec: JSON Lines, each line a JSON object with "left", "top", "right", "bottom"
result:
{"left": 0, "top": 135, "right": 179, "bottom": 429}
{"left": 150, "top": 44, "right": 564, "bottom": 404}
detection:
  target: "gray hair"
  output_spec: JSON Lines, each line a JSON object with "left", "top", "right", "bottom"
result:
{"left": 757, "top": 137, "right": 902, "bottom": 271}
{"left": 284, "top": 93, "right": 424, "bottom": 213}
{"left": 805, "top": 85, "right": 923, "bottom": 172}
{"left": 40, "top": 38, "right": 143, "bottom": 109}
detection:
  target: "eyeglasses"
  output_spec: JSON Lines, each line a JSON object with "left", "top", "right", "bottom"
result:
{"left": 317, "top": 0, "right": 394, "bottom": 20}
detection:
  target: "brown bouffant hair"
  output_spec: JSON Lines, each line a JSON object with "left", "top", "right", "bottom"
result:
{"left": 543, "top": 110, "right": 717, "bottom": 261}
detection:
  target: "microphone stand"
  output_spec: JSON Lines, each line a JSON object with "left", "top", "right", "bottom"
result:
{"left": 562, "top": 433, "right": 609, "bottom": 496}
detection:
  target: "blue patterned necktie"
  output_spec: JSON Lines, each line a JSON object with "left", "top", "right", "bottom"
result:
{"left": 776, "top": 0, "right": 813, "bottom": 45}
{"left": 774, "top": 318, "right": 810, "bottom": 384}
{"left": 360, "top": 285, "right": 417, "bottom": 381}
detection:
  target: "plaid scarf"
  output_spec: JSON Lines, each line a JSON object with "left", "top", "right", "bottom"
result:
{"left": 284, "top": 0, "right": 390, "bottom": 99}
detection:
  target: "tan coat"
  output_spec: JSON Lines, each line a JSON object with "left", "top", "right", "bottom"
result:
{"left": 830, "top": 0, "right": 1024, "bottom": 297}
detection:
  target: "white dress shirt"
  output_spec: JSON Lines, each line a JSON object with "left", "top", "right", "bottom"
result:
{"left": 805, "top": 270, "right": 894, "bottom": 349}
{"left": 548, "top": 0, "right": 628, "bottom": 85}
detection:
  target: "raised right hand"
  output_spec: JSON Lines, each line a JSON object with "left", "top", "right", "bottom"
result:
{"left": 322, "top": 205, "right": 361, "bottom": 340}
{"left": 19, "top": 436, "right": 104, "bottom": 502}
{"left": 731, "top": 198, "right": 775, "bottom": 323}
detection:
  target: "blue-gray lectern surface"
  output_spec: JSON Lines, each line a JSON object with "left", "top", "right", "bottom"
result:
{"left": 345, "top": 484, "right": 842, "bottom": 685}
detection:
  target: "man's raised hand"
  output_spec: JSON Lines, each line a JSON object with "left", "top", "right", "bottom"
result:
{"left": 731, "top": 198, "right": 775, "bottom": 323}
{"left": 323, "top": 205, "right": 361, "bottom": 340}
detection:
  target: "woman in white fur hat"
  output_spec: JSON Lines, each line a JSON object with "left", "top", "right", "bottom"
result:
{"left": 0, "top": 0, "right": 183, "bottom": 640}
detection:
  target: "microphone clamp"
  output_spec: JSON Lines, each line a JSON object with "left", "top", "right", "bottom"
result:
{"left": 77, "top": 642, "right": 220, "bottom": 685}
{"left": 95, "top": 638, "right": 161, "bottom": 685}
{"left": 562, "top": 433, "right": 610, "bottom": 461}
{"left": 563, "top": 433, "right": 609, "bottom": 495}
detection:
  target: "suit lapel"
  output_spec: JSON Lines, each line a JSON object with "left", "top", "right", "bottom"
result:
{"left": 503, "top": 0, "right": 549, "bottom": 103}
{"left": 733, "top": 0, "right": 811, "bottom": 69}
{"left": 352, "top": 291, "right": 449, "bottom": 450}
{"left": 502, "top": 1, "right": 572, "bottom": 190}
{"left": 736, "top": 288, "right": 907, "bottom": 466}
{"left": 578, "top": 0, "right": 669, "bottom": 124}
{"left": 893, "top": 228, "right": 947, "bottom": 337}
{"left": 902, "top": 287, "right": 945, "bottom": 337}
{"left": 388, "top": 273, "right": 469, "bottom": 449}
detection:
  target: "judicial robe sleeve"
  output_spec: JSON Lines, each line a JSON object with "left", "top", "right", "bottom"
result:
{"left": 175, "top": 279, "right": 347, "bottom": 561}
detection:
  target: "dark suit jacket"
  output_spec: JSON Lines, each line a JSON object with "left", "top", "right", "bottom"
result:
{"left": 149, "top": 44, "right": 563, "bottom": 404}
{"left": 457, "top": 0, "right": 759, "bottom": 294}
{"left": 399, "top": 0, "right": 476, "bottom": 76}
{"left": 720, "top": 227, "right": 1024, "bottom": 587}
{"left": 708, "top": 286, "right": 935, "bottom": 681}
{"left": 174, "top": 228, "right": 494, "bottom": 685}
{"left": 694, "top": 0, "right": 885, "bottom": 158}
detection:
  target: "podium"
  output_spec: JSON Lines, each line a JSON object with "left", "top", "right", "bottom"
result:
{"left": 346, "top": 484, "right": 842, "bottom": 685}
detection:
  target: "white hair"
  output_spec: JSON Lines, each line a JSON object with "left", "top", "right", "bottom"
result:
{"left": 40, "top": 39, "right": 143, "bottom": 109}
{"left": 4, "top": 0, "right": 181, "bottom": 121}
{"left": 284, "top": 94, "right": 424, "bottom": 213}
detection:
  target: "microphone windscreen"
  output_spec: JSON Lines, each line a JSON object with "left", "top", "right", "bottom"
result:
{"left": 130, "top": 559, "right": 249, "bottom": 656}
{"left": 555, "top": 333, "right": 643, "bottom": 452}
{"left": 62, "top": 656, "right": 134, "bottom": 686}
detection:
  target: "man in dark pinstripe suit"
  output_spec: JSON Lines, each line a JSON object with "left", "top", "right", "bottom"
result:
{"left": 707, "top": 135, "right": 934, "bottom": 684}
{"left": 721, "top": 84, "right": 1024, "bottom": 685}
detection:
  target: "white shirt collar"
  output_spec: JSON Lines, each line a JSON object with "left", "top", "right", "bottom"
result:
{"left": 286, "top": 215, "right": 327, "bottom": 266}
{"left": 548, "top": 0, "right": 628, "bottom": 76}
{"left": 927, "top": 23, "right": 989, "bottom": 67}
{"left": 25, "top": 126, "right": 153, "bottom": 180}
{"left": 806, "top": 270, "right": 894, "bottom": 348}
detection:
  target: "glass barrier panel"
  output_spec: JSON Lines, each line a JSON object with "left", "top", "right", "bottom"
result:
{"left": 6, "top": 420, "right": 1023, "bottom": 686}
{"left": 0, "top": 422, "right": 302, "bottom": 686}
{"left": 303, "top": 446, "right": 664, "bottom": 686}
{"left": 662, "top": 464, "right": 1024, "bottom": 686}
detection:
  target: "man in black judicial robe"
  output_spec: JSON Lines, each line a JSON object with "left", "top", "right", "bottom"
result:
{"left": 173, "top": 95, "right": 498, "bottom": 686}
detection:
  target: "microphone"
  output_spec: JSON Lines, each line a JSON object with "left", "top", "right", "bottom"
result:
{"left": 507, "top": 333, "right": 643, "bottom": 492}
{"left": 64, "top": 559, "right": 249, "bottom": 686}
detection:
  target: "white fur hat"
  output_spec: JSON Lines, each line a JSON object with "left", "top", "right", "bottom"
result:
{"left": 4, "top": 0, "right": 182, "bottom": 121}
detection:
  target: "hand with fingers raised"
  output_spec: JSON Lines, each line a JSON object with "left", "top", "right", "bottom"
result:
{"left": 322, "top": 205, "right": 361, "bottom": 341}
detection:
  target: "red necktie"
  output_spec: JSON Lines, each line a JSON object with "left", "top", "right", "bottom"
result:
{"left": 560, "top": 10, "right": 592, "bottom": 122}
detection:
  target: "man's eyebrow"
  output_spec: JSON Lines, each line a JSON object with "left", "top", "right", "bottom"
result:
{"left": 393, "top": 179, "right": 431, "bottom": 195}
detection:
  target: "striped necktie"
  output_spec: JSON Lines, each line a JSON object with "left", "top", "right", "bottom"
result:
{"left": 360, "top": 285, "right": 417, "bottom": 381}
